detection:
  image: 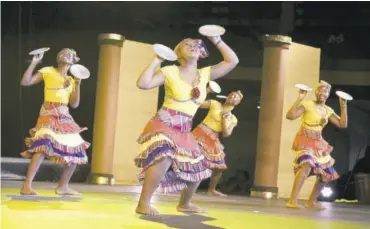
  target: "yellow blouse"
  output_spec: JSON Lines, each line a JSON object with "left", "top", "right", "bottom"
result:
{"left": 202, "top": 100, "right": 238, "bottom": 133}
{"left": 161, "top": 65, "right": 211, "bottom": 116}
{"left": 39, "top": 67, "right": 75, "bottom": 104}
{"left": 299, "top": 100, "right": 335, "bottom": 131}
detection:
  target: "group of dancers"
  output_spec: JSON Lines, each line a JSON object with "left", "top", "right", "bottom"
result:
{"left": 18, "top": 30, "right": 348, "bottom": 216}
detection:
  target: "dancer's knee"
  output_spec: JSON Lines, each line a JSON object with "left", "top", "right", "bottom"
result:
{"left": 300, "top": 163, "right": 312, "bottom": 177}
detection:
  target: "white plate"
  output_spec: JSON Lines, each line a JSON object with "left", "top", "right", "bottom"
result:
{"left": 209, "top": 81, "right": 221, "bottom": 93}
{"left": 152, "top": 44, "right": 177, "bottom": 61}
{"left": 70, "top": 64, "right": 90, "bottom": 79}
{"left": 216, "top": 95, "right": 227, "bottom": 99}
{"left": 295, "top": 84, "right": 313, "bottom": 91}
{"left": 29, "top": 47, "right": 50, "bottom": 55}
{"left": 336, "top": 91, "right": 353, "bottom": 101}
{"left": 198, "top": 25, "right": 226, "bottom": 37}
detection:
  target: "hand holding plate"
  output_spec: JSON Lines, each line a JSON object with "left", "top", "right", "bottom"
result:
{"left": 152, "top": 44, "right": 177, "bottom": 62}
{"left": 32, "top": 53, "right": 44, "bottom": 64}
{"left": 199, "top": 25, "right": 226, "bottom": 38}
{"left": 336, "top": 91, "right": 353, "bottom": 101}
{"left": 70, "top": 64, "right": 90, "bottom": 80}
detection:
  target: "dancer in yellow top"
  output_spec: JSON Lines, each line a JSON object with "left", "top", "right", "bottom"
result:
{"left": 193, "top": 90, "right": 243, "bottom": 196}
{"left": 135, "top": 36, "right": 239, "bottom": 215}
{"left": 20, "top": 48, "right": 89, "bottom": 196}
{"left": 286, "top": 80, "right": 347, "bottom": 209}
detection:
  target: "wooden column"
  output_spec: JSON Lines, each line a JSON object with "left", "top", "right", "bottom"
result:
{"left": 251, "top": 35, "right": 292, "bottom": 198}
{"left": 88, "top": 33, "right": 125, "bottom": 185}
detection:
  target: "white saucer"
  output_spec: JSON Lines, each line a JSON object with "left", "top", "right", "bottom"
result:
{"left": 199, "top": 25, "right": 226, "bottom": 37}
{"left": 29, "top": 47, "right": 50, "bottom": 55}
{"left": 209, "top": 81, "right": 221, "bottom": 93}
{"left": 295, "top": 84, "right": 313, "bottom": 91}
{"left": 336, "top": 91, "right": 353, "bottom": 101}
{"left": 216, "top": 95, "right": 227, "bottom": 99}
{"left": 152, "top": 44, "right": 177, "bottom": 61}
{"left": 70, "top": 64, "right": 90, "bottom": 79}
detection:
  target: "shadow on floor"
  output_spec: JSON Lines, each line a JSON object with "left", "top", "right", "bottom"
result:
{"left": 140, "top": 214, "right": 225, "bottom": 229}
{"left": 5, "top": 194, "right": 82, "bottom": 202}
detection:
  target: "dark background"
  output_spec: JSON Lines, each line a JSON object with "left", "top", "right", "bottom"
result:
{"left": 2, "top": 2, "right": 370, "bottom": 197}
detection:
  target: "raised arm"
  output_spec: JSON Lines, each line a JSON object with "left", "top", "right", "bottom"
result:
{"left": 136, "top": 57, "right": 165, "bottom": 90}
{"left": 286, "top": 90, "right": 307, "bottom": 120}
{"left": 208, "top": 36, "right": 239, "bottom": 81}
{"left": 20, "top": 54, "right": 44, "bottom": 86}
{"left": 328, "top": 98, "right": 348, "bottom": 128}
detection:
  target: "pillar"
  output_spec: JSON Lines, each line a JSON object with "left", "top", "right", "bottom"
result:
{"left": 88, "top": 33, "right": 125, "bottom": 185}
{"left": 251, "top": 35, "right": 292, "bottom": 198}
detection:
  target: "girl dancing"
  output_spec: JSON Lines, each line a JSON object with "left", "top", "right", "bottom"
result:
{"left": 20, "top": 48, "right": 89, "bottom": 196}
{"left": 193, "top": 91, "right": 243, "bottom": 196}
{"left": 135, "top": 36, "right": 239, "bottom": 215}
{"left": 286, "top": 80, "right": 347, "bottom": 209}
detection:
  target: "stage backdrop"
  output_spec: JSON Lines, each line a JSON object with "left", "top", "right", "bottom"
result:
{"left": 112, "top": 40, "right": 158, "bottom": 184}
{"left": 277, "top": 42, "right": 321, "bottom": 199}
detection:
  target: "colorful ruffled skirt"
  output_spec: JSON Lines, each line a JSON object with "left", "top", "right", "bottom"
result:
{"left": 20, "top": 102, "right": 89, "bottom": 164}
{"left": 134, "top": 107, "right": 212, "bottom": 193}
{"left": 192, "top": 123, "right": 227, "bottom": 170}
{"left": 292, "top": 127, "right": 339, "bottom": 182}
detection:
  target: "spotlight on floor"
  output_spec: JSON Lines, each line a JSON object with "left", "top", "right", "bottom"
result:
{"left": 321, "top": 187, "right": 333, "bottom": 198}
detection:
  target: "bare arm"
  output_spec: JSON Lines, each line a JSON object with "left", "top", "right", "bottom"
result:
{"left": 328, "top": 99, "right": 348, "bottom": 128}
{"left": 286, "top": 90, "right": 307, "bottom": 120}
{"left": 20, "top": 54, "right": 44, "bottom": 86}
{"left": 69, "top": 79, "right": 81, "bottom": 109}
{"left": 209, "top": 37, "right": 239, "bottom": 81}
{"left": 136, "top": 57, "right": 165, "bottom": 90}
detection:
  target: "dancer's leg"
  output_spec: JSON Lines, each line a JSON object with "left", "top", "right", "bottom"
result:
{"left": 20, "top": 153, "right": 45, "bottom": 195}
{"left": 305, "top": 177, "right": 326, "bottom": 209}
{"left": 286, "top": 163, "right": 311, "bottom": 208}
{"left": 177, "top": 181, "right": 206, "bottom": 213}
{"left": 55, "top": 164, "right": 80, "bottom": 195}
{"left": 136, "top": 157, "right": 172, "bottom": 215}
{"left": 208, "top": 169, "right": 226, "bottom": 196}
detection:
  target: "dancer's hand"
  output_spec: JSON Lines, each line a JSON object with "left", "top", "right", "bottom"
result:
{"left": 298, "top": 89, "right": 307, "bottom": 100}
{"left": 208, "top": 36, "right": 222, "bottom": 46}
{"left": 339, "top": 97, "right": 347, "bottom": 108}
{"left": 32, "top": 53, "right": 44, "bottom": 64}
{"left": 74, "top": 77, "right": 81, "bottom": 85}
{"left": 154, "top": 55, "right": 164, "bottom": 63}
{"left": 222, "top": 112, "right": 232, "bottom": 122}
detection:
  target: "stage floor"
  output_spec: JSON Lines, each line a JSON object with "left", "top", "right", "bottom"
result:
{"left": 1, "top": 181, "right": 370, "bottom": 229}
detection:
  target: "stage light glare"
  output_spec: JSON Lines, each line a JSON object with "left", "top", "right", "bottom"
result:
{"left": 321, "top": 187, "right": 333, "bottom": 197}
{"left": 265, "top": 192, "right": 272, "bottom": 199}
{"left": 257, "top": 105, "right": 260, "bottom": 109}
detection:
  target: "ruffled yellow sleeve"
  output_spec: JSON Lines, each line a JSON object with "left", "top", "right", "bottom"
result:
{"left": 38, "top": 66, "right": 53, "bottom": 83}
{"left": 299, "top": 100, "right": 311, "bottom": 110}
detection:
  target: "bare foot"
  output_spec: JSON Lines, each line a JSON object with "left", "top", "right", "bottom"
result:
{"left": 20, "top": 186, "right": 37, "bottom": 195}
{"left": 286, "top": 202, "right": 303, "bottom": 209}
{"left": 207, "top": 190, "right": 227, "bottom": 197}
{"left": 135, "top": 204, "right": 160, "bottom": 215}
{"left": 177, "top": 203, "right": 207, "bottom": 213}
{"left": 305, "top": 202, "right": 326, "bottom": 210}
{"left": 55, "top": 187, "right": 81, "bottom": 196}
